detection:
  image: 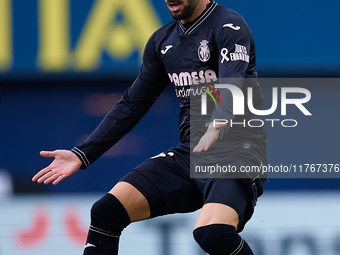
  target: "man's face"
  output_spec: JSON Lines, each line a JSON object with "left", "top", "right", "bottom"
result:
{"left": 165, "top": 0, "right": 200, "bottom": 21}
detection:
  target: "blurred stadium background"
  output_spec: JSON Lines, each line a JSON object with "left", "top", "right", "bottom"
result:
{"left": 1, "top": 0, "right": 340, "bottom": 254}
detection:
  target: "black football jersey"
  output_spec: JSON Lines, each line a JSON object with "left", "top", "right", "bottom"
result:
{"left": 72, "top": 1, "right": 266, "bottom": 169}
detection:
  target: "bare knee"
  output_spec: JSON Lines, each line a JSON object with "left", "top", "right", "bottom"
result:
{"left": 194, "top": 203, "right": 239, "bottom": 230}
{"left": 109, "top": 181, "right": 150, "bottom": 222}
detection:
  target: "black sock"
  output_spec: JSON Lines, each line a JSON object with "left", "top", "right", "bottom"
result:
{"left": 83, "top": 194, "right": 131, "bottom": 255}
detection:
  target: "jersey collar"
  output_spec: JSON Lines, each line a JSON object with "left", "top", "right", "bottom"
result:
{"left": 178, "top": 1, "right": 218, "bottom": 35}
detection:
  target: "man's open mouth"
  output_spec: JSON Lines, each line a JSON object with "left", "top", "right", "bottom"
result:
{"left": 167, "top": 1, "right": 183, "bottom": 12}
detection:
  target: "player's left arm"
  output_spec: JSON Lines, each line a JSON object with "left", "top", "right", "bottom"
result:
{"left": 194, "top": 16, "right": 255, "bottom": 153}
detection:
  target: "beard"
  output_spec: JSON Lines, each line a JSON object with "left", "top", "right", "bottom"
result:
{"left": 168, "top": 0, "right": 200, "bottom": 21}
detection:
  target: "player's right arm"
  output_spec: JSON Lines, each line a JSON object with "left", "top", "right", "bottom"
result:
{"left": 72, "top": 34, "right": 169, "bottom": 169}
{"left": 33, "top": 33, "right": 169, "bottom": 183}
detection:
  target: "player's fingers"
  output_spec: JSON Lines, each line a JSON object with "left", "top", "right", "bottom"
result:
{"left": 43, "top": 172, "right": 61, "bottom": 185}
{"left": 32, "top": 172, "right": 42, "bottom": 182}
{"left": 193, "top": 143, "right": 203, "bottom": 153}
{"left": 36, "top": 170, "right": 56, "bottom": 184}
{"left": 32, "top": 166, "right": 53, "bottom": 182}
{"left": 52, "top": 175, "right": 66, "bottom": 185}
{"left": 203, "top": 143, "right": 211, "bottom": 152}
{"left": 204, "top": 136, "right": 216, "bottom": 151}
{"left": 194, "top": 137, "right": 214, "bottom": 153}
{"left": 211, "top": 123, "right": 227, "bottom": 129}
{"left": 202, "top": 144, "right": 210, "bottom": 151}
{"left": 40, "top": 150, "right": 57, "bottom": 158}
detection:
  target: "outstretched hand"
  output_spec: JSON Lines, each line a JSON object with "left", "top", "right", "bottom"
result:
{"left": 32, "top": 150, "right": 82, "bottom": 185}
{"left": 193, "top": 123, "right": 227, "bottom": 153}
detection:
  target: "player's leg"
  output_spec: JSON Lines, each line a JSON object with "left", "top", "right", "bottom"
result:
{"left": 194, "top": 203, "right": 239, "bottom": 230}
{"left": 109, "top": 181, "right": 151, "bottom": 222}
{"left": 193, "top": 179, "right": 255, "bottom": 255}
{"left": 83, "top": 145, "right": 202, "bottom": 255}
{"left": 83, "top": 181, "right": 150, "bottom": 255}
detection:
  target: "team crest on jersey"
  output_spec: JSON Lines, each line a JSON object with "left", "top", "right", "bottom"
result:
{"left": 198, "top": 40, "right": 210, "bottom": 62}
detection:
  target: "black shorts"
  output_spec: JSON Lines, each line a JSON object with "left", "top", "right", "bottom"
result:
{"left": 120, "top": 139, "right": 265, "bottom": 233}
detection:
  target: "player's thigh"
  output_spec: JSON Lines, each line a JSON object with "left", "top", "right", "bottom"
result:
{"left": 119, "top": 148, "right": 203, "bottom": 218}
{"left": 109, "top": 181, "right": 150, "bottom": 222}
{"left": 194, "top": 203, "right": 239, "bottom": 230}
{"left": 195, "top": 178, "right": 254, "bottom": 232}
